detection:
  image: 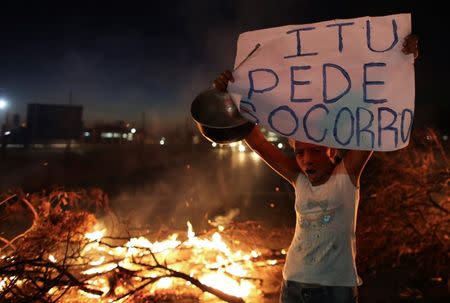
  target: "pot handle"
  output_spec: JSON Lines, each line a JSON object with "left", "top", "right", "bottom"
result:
{"left": 233, "top": 43, "right": 261, "bottom": 71}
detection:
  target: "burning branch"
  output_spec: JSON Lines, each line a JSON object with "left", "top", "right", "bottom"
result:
{"left": 166, "top": 269, "right": 244, "bottom": 303}
{"left": 0, "top": 257, "right": 104, "bottom": 296}
{"left": 1, "top": 197, "right": 40, "bottom": 253}
{"left": 0, "top": 194, "right": 17, "bottom": 207}
{"left": 130, "top": 248, "right": 245, "bottom": 303}
{"left": 0, "top": 237, "right": 16, "bottom": 251}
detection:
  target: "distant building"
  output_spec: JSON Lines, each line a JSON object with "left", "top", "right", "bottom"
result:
{"left": 26, "top": 103, "right": 83, "bottom": 144}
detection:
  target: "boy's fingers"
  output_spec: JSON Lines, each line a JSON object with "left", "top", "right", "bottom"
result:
{"left": 219, "top": 72, "right": 233, "bottom": 84}
{"left": 405, "top": 34, "right": 418, "bottom": 42}
{"left": 219, "top": 77, "right": 227, "bottom": 86}
{"left": 224, "top": 70, "right": 234, "bottom": 82}
{"left": 213, "top": 70, "right": 234, "bottom": 91}
{"left": 213, "top": 79, "right": 226, "bottom": 91}
{"left": 219, "top": 74, "right": 228, "bottom": 82}
{"left": 213, "top": 81, "right": 222, "bottom": 90}
{"left": 401, "top": 35, "right": 419, "bottom": 55}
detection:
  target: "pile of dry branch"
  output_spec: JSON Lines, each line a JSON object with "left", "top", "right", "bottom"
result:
{"left": 357, "top": 128, "right": 449, "bottom": 286}
{"left": 0, "top": 189, "right": 284, "bottom": 303}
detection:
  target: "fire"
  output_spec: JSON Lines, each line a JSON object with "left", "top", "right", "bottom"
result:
{"left": 1, "top": 219, "right": 283, "bottom": 302}
{"left": 84, "top": 229, "right": 106, "bottom": 242}
{"left": 153, "top": 277, "right": 173, "bottom": 289}
{"left": 200, "top": 272, "right": 253, "bottom": 298}
{"left": 125, "top": 235, "right": 181, "bottom": 253}
{"left": 0, "top": 276, "right": 10, "bottom": 292}
{"left": 62, "top": 221, "right": 269, "bottom": 301}
{"left": 48, "top": 254, "right": 57, "bottom": 263}
{"left": 89, "top": 256, "right": 105, "bottom": 266}
{"left": 82, "top": 263, "right": 118, "bottom": 275}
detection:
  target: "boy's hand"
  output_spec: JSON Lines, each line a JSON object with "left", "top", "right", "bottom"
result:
{"left": 213, "top": 70, "right": 234, "bottom": 92}
{"left": 402, "top": 34, "right": 419, "bottom": 60}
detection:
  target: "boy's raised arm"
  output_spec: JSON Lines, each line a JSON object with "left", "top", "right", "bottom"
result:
{"left": 344, "top": 34, "right": 418, "bottom": 187}
{"left": 343, "top": 150, "right": 373, "bottom": 188}
{"left": 213, "top": 70, "right": 300, "bottom": 186}
{"left": 245, "top": 126, "right": 300, "bottom": 185}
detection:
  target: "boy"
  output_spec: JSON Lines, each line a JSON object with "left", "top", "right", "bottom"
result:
{"left": 212, "top": 35, "right": 418, "bottom": 303}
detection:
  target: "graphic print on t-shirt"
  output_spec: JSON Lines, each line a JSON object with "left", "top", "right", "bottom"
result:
{"left": 295, "top": 199, "right": 341, "bottom": 265}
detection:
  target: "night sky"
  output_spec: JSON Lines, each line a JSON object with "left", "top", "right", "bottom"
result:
{"left": 0, "top": 1, "right": 447, "bottom": 131}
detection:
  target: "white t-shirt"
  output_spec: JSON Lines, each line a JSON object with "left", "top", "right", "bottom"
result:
{"left": 282, "top": 161, "right": 362, "bottom": 287}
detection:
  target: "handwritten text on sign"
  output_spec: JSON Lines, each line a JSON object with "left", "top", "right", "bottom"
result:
{"left": 228, "top": 14, "right": 415, "bottom": 151}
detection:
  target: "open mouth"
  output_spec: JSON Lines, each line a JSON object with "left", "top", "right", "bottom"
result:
{"left": 305, "top": 169, "right": 317, "bottom": 175}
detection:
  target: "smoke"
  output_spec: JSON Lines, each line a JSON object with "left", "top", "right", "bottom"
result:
{"left": 107, "top": 144, "right": 294, "bottom": 232}
{"left": 171, "top": 0, "right": 316, "bottom": 122}
{"left": 107, "top": 148, "right": 236, "bottom": 231}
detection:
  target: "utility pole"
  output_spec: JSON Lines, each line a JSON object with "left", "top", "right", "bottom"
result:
{"left": 66, "top": 90, "right": 73, "bottom": 153}
{"left": 141, "top": 111, "right": 146, "bottom": 144}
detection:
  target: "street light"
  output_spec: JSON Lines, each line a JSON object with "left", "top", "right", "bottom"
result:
{"left": 0, "top": 99, "right": 7, "bottom": 110}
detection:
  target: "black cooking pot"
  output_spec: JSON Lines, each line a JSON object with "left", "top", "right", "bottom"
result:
{"left": 194, "top": 120, "right": 256, "bottom": 144}
{"left": 191, "top": 88, "right": 256, "bottom": 144}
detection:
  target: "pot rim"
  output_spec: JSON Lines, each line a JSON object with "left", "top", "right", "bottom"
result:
{"left": 190, "top": 88, "right": 250, "bottom": 129}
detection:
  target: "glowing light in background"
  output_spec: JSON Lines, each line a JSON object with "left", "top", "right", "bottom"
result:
{"left": 0, "top": 99, "right": 7, "bottom": 109}
{"left": 251, "top": 152, "right": 260, "bottom": 162}
{"left": 100, "top": 132, "right": 113, "bottom": 138}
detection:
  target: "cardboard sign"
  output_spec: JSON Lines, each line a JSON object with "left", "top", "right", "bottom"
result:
{"left": 228, "top": 13, "right": 415, "bottom": 151}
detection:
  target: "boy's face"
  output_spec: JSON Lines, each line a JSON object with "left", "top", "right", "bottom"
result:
{"left": 293, "top": 141, "right": 337, "bottom": 183}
